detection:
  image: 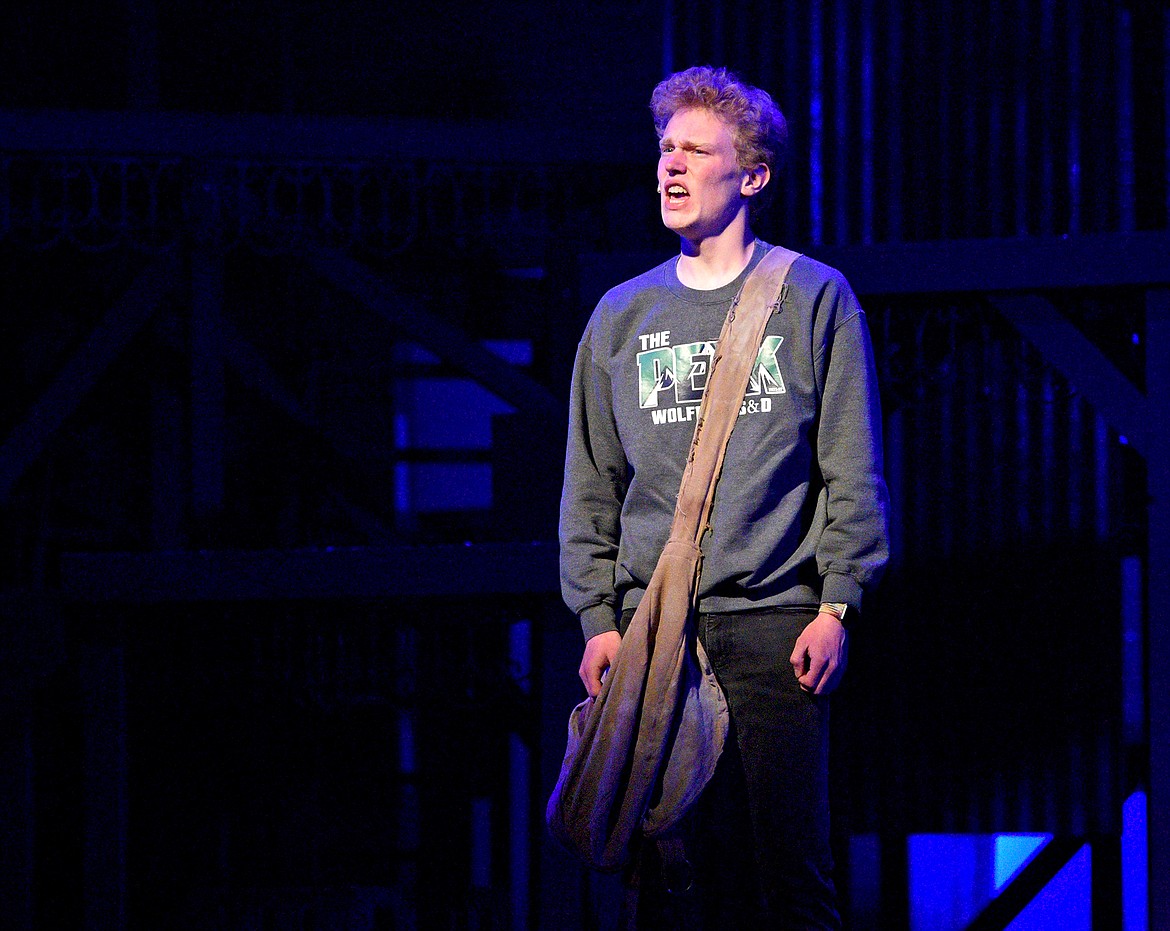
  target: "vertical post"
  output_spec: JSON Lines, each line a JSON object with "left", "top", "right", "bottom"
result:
{"left": 885, "top": 0, "right": 903, "bottom": 242}
{"left": 879, "top": 833, "right": 910, "bottom": 929}
{"left": 150, "top": 338, "right": 186, "bottom": 548}
{"left": 832, "top": 0, "right": 848, "bottom": 244}
{"left": 1067, "top": 0, "right": 1083, "bottom": 234}
{"left": 509, "top": 619, "right": 531, "bottom": 930}
{"left": 1092, "top": 833, "right": 1123, "bottom": 928}
{"left": 189, "top": 174, "right": 226, "bottom": 532}
{"left": 1117, "top": 8, "right": 1136, "bottom": 232}
{"left": 1124, "top": 789, "right": 1150, "bottom": 930}
{"left": 81, "top": 638, "right": 128, "bottom": 930}
{"left": 395, "top": 625, "right": 420, "bottom": 925}
{"left": 1013, "top": 0, "right": 1030, "bottom": 235}
{"left": 959, "top": 0, "right": 978, "bottom": 236}
{"left": 935, "top": 0, "right": 953, "bottom": 239}
{"left": 1038, "top": 0, "right": 1056, "bottom": 234}
{"left": 710, "top": 0, "right": 724, "bottom": 66}
{"left": 1164, "top": 14, "right": 1169, "bottom": 228}
{"left": 987, "top": 1, "right": 1005, "bottom": 236}
{"left": 782, "top": 0, "right": 802, "bottom": 241}
{"left": 1146, "top": 288, "right": 1170, "bottom": 930}
{"left": 859, "top": 0, "right": 875, "bottom": 244}
{"left": 1121, "top": 557, "right": 1145, "bottom": 747}
{"left": 393, "top": 405, "right": 416, "bottom": 536}
{"left": 538, "top": 603, "right": 589, "bottom": 929}
{"left": 0, "top": 595, "right": 48, "bottom": 931}
{"left": 661, "top": 0, "right": 674, "bottom": 77}
{"left": 124, "top": 0, "right": 160, "bottom": 110}
{"left": 0, "top": 704, "right": 34, "bottom": 931}
{"left": 808, "top": 0, "right": 824, "bottom": 246}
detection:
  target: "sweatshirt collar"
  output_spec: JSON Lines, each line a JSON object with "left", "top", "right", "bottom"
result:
{"left": 665, "top": 240, "right": 770, "bottom": 305}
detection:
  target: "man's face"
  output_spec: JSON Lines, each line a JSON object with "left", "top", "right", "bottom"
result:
{"left": 657, "top": 107, "right": 751, "bottom": 244}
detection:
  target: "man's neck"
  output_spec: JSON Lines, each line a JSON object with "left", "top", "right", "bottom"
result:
{"left": 675, "top": 224, "right": 757, "bottom": 290}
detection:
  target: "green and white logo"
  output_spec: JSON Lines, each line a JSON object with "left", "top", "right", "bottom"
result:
{"left": 637, "top": 335, "right": 785, "bottom": 411}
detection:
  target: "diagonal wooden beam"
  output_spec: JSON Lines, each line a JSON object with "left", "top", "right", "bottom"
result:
{"left": 989, "top": 294, "right": 1148, "bottom": 457}
{"left": 219, "top": 316, "right": 381, "bottom": 461}
{"left": 965, "top": 837, "right": 1087, "bottom": 930}
{"left": 218, "top": 317, "right": 397, "bottom": 542}
{"left": 811, "top": 231, "right": 1170, "bottom": 293}
{"left": 304, "top": 246, "right": 562, "bottom": 421}
{"left": 0, "top": 254, "right": 180, "bottom": 503}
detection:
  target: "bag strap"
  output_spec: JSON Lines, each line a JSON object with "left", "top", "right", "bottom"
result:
{"left": 668, "top": 246, "right": 802, "bottom": 549}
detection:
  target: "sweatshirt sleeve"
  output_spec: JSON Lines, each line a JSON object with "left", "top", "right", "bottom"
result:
{"left": 814, "top": 286, "right": 891, "bottom": 612}
{"left": 559, "top": 316, "right": 629, "bottom": 641}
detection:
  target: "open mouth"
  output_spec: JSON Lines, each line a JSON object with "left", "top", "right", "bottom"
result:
{"left": 664, "top": 183, "right": 689, "bottom": 202}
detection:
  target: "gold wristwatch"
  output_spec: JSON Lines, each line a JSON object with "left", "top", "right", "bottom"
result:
{"left": 818, "top": 602, "right": 849, "bottom": 623}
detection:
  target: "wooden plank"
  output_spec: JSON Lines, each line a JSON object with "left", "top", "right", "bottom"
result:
{"left": 57, "top": 542, "right": 560, "bottom": 603}
{"left": 584, "top": 232, "right": 1170, "bottom": 305}
{"left": 0, "top": 109, "right": 645, "bottom": 165}
{"left": 809, "top": 231, "right": 1170, "bottom": 293}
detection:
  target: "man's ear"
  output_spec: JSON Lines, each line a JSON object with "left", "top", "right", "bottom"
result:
{"left": 741, "top": 163, "right": 770, "bottom": 198}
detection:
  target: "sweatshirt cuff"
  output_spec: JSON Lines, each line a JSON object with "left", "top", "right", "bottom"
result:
{"left": 579, "top": 603, "right": 620, "bottom": 642}
{"left": 821, "top": 572, "right": 864, "bottom": 613}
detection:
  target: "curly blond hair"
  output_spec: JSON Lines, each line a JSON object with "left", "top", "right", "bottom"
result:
{"left": 651, "top": 66, "right": 788, "bottom": 214}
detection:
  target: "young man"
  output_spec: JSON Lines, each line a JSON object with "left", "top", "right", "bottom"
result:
{"left": 559, "top": 66, "right": 890, "bottom": 927}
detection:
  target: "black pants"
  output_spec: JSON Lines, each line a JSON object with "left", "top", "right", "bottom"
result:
{"left": 621, "top": 606, "right": 840, "bottom": 930}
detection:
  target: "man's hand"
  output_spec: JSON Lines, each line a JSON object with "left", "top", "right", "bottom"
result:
{"left": 579, "top": 630, "right": 622, "bottom": 697}
{"left": 789, "top": 612, "right": 849, "bottom": 695}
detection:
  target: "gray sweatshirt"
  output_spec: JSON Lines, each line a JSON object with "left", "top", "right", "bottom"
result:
{"left": 560, "top": 241, "right": 890, "bottom": 641}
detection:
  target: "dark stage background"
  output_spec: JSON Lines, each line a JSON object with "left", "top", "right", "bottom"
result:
{"left": 1, "top": 1, "right": 1168, "bottom": 928}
